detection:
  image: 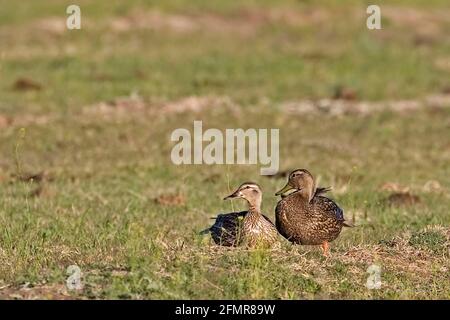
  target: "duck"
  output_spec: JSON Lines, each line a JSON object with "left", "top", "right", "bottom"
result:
{"left": 202, "top": 183, "right": 278, "bottom": 248}
{"left": 274, "top": 169, "right": 352, "bottom": 256}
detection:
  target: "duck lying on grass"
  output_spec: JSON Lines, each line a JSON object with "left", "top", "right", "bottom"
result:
{"left": 275, "top": 169, "right": 353, "bottom": 256}
{"left": 201, "top": 183, "right": 278, "bottom": 248}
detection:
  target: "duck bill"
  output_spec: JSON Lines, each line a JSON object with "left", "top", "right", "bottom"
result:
{"left": 223, "top": 190, "right": 240, "bottom": 200}
{"left": 275, "top": 183, "right": 293, "bottom": 196}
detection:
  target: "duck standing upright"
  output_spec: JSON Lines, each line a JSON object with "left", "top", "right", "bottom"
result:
{"left": 275, "top": 169, "right": 352, "bottom": 256}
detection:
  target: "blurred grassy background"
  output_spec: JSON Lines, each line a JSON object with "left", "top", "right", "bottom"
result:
{"left": 0, "top": 0, "right": 449, "bottom": 299}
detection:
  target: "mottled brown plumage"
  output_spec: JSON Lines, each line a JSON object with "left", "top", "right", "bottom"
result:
{"left": 275, "top": 169, "right": 351, "bottom": 255}
{"left": 202, "top": 183, "right": 278, "bottom": 248}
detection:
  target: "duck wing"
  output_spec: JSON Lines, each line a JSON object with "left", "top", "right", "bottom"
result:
{"left": 201, "top": 211, "right": 247, "bottom": 246}
{"left": 313, "top": 196, "right": 352, "bottom": 226}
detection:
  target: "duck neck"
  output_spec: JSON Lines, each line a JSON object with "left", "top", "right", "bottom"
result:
{"left": 247, "top": 199, "right": 262, "bottom": 216}
{"left": 296, "top": 187, "right": 315, "bottom": 204}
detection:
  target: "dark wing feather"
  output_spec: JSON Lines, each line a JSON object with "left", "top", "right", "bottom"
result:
{"left": 201, "top": 211, "right": 247, "bottom": 246}
{"left": 314, "top": 196, "right": 345, "bottom": 222}
{"left": 315, "top": 196, "right": 355, "bottom": 227}
{"left": 334, "top": 205, "right": 344, "bottom": 221}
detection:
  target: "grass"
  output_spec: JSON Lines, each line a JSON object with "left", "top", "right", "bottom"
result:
{"left": 0, "top": 0, "right": 449, "bottom": 299}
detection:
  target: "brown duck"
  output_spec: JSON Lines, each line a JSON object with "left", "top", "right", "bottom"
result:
{"left": 275, "top": 169, "right": 352, "bottom": 256}
{"left": 202, "top": 183, "right": 278, "bottom": 248}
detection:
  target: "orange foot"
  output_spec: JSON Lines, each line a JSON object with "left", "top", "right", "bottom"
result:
{"left": 321, "top": 241, "right": 330, "bottom": 257}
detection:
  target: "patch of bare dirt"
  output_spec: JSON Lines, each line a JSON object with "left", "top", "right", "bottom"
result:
{"left": 422, "top": 180, "right": 444, "bottom": 193}
{"left": 0, "top": 114, "right": 54, "bottom": 128}
{"left": 83, "top": 92, "right": 450, "bottom": 120}
{"left": 0, "top": 114, "right": 12, "bottom": 128}
{"left": 280, "top": 94, "right": 450, "bottom": 116}
{"left": 31, "top": 17, "right": 67, "bottom": 36}
{"left": 333, "top": 86, "right": 358, "bottom": 101}
{"left": 154, "top": 193, "right": 186, "bottom": 207}
{"left": 161, "top": 96, "right": 238, "bottom": 114}
{"left": 109, "top": 8, "right": 331, "bottom": 36}
{"left": 110, "top": 10, "right": 198, "bottom": 33}
{"left": 30, "top": 92, "right": 450, "bottom": 127}
{"left": 380, "top": 182, "right": 410, "bottom": 193}
{"left": 83, "top": 92, "right": 146, "bottom": 117}
{"left": 380, "top": 180, "right": 447, "bottom": 195}
{"left": 385, "top": 192, "right": 421, "bottom": 207}
{"left": 84, "top": 94, "right": 239, "bottom": 118}
{"left": 0, "top": 17, "right": 67, "bottom": 40}
{"left": 16, "top": 115, "right": 53, "bottom": 126}
{"left": 12, "top": 77, "right": 43, "bottom": 91}
{"left": 383, "top": 6, "right": 450, "bottom": 43}
{"left": 0, "top": 283, "right": 73, "bottom": 300}
{"left": 12, "top": 171, "right": 50, "bottom": 183}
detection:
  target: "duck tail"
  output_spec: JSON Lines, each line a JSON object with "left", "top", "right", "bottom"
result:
{"left": 343, "top": 221, "right": 355, "bottom": 228}
{"left": 315, "top": 186, "right": 332, "bottom": 196}
{"left": 199, "top": 227, "right": 211, "bottom": 235}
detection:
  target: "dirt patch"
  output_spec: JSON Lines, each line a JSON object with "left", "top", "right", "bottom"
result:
{"left": 161, "top": 96, "right": 238, "bottom": 114}
{"left": 333, "top": 86, "right": 358, "bottom": 101}
{"left": 12, "top": 171, "right": 50, "bottom": 183}
{"left": 83, "top": 93, "right": 146, "bottom": 116}
{"left": 280, "top": 94, "right": 450, "bottom": 116}
{"left": 385, "top": 192, "right": 421, "bottom": 207}
{"left": 0, "top": 113, "right": 54, "bottom": 129}
{"left": 422, "top": 180, "right": 444, "bottom": 193}
{"left": 154, "top": 193, "right": 186, "bottom": 207}
{"left": 380, "top": 180, "right": 447, "bottom": 195}
{"left": 10, "top": 92, "right": 450, "bottom": 129}
{"left": 380, "top": 182, "right": 410, "bottom": 193}
{"left": 31, "top": 17, "right": 67, "bottom": 36}
{"left": 109, "top": 7, "right": 331, "bottom": 36}
{"left": 0, "top": 283, "right": 73, "bottom": 300}
{"left": 84, "top": 93, "right": 450, "bottom": 121}
{"left": 110, "top": 10, "right": 198, "bottom": 33}
{"left": 84, "top": 94, "right": 239, "bottom": 118}
{"left": 383, "top": 6, "right": 450, "bottom": 42}
{"left": 12, "top": 77, "right": 43, "bottom": 91}
{"left": 0, "top": 114, "right": 12, "bottom": 128}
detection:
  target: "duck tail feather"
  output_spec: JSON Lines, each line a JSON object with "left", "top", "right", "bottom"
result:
{"left": 343, "top": 221, "right": 355, "bottom": 228}
{"left": 199, "top": 228, "right": 211, "bottom": 235}
{"left": 315, "top": 186, "right": 332, "bottom": 196}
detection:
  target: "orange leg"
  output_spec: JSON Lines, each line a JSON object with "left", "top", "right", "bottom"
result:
{"left": 321, "top": 241, "right": 330, "bottom": 257}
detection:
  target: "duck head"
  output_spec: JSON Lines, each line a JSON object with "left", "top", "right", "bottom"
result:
{"left": 224, "top": 182, "right": 262, "bottom": 209}
{"left": 275, "top": 169, "right": 316, "bottom": 202}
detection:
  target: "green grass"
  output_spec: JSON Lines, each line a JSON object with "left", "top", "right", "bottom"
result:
{"left": 0, "top": 0, "right": 449, "bottom": 299}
